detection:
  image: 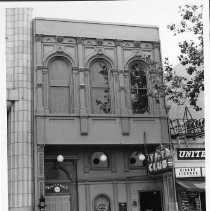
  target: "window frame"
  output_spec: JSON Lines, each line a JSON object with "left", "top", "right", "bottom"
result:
{"left": 129, "top": 61, "right": 149, "bottom": 114}
{"left": 48, "top": 56, "right": 73, "bottom": 114}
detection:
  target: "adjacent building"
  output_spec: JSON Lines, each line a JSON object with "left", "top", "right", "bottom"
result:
{"left": 7, "top": 8, "right": 177, "bottom": 211}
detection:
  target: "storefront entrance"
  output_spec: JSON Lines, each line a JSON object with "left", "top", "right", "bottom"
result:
{"left": 139, "top": 191, "right": 162, "bottom": 211}
{"left": 45, "top": 167, "right": 71, "bottom": 211}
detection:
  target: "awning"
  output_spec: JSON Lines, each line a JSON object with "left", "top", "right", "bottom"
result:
{"left": 176, "top": 180, "right": 205, "bottom": 191}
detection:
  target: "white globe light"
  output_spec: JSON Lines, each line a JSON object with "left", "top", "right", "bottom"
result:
{"left": 100, "top": 154, "right": 107, "bottom": 161}
{"left": 57, "top": 155, "right": 64, "bottom": 162}
{"left": 138, "top": 153, "right": 146, "bottom": 161}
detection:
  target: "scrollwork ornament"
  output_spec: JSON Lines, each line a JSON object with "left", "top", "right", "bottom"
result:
{"left": 57, "top": 46, "right": 64, "bottom": 53}
{"left": 133, "top": 41, "right": 141, "bottom": 48}
{"left": 96, "top": 38, "right": 104, "bottom": 45}
{"left": 76, "top": 37, "right": 84, "bottom": 44}
{"left": 56, "top": 36, "right": 64, "bottom": 43}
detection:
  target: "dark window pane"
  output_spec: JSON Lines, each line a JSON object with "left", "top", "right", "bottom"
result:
{"left": 91, "top": 61, "right": 111, "bottom": 113}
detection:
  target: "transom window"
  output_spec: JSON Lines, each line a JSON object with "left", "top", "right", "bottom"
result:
{"left": 130, "top": 63, "right": 149, "bottom": 114}
{"left": 90, "top": 60, "right": 111, "bottom": 114}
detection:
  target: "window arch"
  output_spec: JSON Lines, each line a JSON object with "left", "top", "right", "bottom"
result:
{"left": 90, "top": 60, "right": 111, "bottom": 114}
{"left": 48, "top": 57, "right": 72, "bottom": 113}
{"left": 129, "top": 61, "right": 149, "bottom": 114}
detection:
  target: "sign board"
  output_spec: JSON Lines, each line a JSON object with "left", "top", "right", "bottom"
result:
{"left": 201, "top": 167, "right": 205, "bottom": 177}
{"left": 45, "top": 182, "right": 70, "bottom": 194}
{"left": 147, "top": 147, "right": 173, "bottom": 175}
{"left": 175, "top": 168, "right": 201, "bottom": 178}
{"left": 177, "top": 148, "right": 205, "bottom": 160}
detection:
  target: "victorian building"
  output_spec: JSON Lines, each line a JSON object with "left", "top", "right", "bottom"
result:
{"left": 6, "top": 8, "right": 177, "bottom": 211}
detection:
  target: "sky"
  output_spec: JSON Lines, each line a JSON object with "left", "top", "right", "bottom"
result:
{"left": 0, "top": 0, "right": 209, "bottom": 210}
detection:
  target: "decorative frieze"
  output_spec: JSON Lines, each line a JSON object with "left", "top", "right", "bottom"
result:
{"left": 133, "top": 41, "right": 141, "bottom": 48}
{"left": 56, "top": 36, "right": 64, "bottom": 43}
{"left": 96, "top": 38, "right": 104, "bottom": 45}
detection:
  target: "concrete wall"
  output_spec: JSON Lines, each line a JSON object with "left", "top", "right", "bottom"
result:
{"left": 6, "top": 8, "right": 33, "bottom": 211}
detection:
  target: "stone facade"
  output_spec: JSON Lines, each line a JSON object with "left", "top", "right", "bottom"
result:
{"left": 6, "top": 8, "right": 33, "bottom": 211}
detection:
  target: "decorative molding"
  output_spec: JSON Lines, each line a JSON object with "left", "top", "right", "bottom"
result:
{"left": 56, "top": 36, "right": 64, "bottom": 43}
{"left": 153, "top": 41, "right": 160, "bottom": 48}
{"left": 76, "top": 37, "right": 84, "bottom": 44}
{"left": 97, "top": 48, "right": 104, "bottom": 56}
{"left": 35, "top": 34, "right": 44, "bottom": 42}
{"left": 96, "top": 38, "right": 104, "bottom": 45}
{"left": 133, "top": 41, "right": 141, "bottom": 48}
{"left": 57, "top": 45, "right": 64, "bottom": 53}
{"left": 115, "top": 39, "right": 123, "bottom": 46}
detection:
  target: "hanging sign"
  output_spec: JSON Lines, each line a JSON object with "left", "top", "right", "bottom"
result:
{"left": 175, "top": 168, "right": 202, "bottom": 178}
{"left": 177, "top": 148, "right": 205, "bottom": 160}
{"left": 147, "top": 146, "right": 173, "bottom": 175}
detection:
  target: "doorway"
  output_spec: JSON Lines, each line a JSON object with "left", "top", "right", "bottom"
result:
{"left": 139, "top": 191, "right": 162, "bottom": 211}
{"left": 45, "top": 167, "right": 71, "bottom": 211}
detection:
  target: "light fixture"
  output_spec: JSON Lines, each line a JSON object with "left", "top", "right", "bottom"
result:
{"left": 138, "top": 153, "right": 146, "bottom": 161}
{"left": 57, "top": 154, "right": 64, "bottom": 162}
{"left": 100, "top": 153, "right": 107, "bottom": 161}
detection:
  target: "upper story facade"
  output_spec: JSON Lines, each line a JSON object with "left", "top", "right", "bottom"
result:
{"left": 33, "top": 18, "right": 169, "bottom": 145}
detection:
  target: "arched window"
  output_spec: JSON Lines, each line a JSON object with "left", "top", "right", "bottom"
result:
{"left": 90, "top": 60, "right": 111, "bottom": 114}
{"left": 48, "top": 58, "right": 71, "bottom": 113}
{"left": 91, "top": 152, "right": 109, "bottom": 168}
{"left": 129, "top": 62, "right": 149, "bottom": 114}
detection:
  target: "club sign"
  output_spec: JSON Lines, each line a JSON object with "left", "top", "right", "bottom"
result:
{"left": 147, "top": 147, "right": 173, "bottom": 175}
{"left": 177, "top": 148, "right": 205, "bottom": 160}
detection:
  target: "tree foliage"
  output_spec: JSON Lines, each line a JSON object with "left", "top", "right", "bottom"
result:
{"left": 163, "top": 4, "right": 203, "bottom": 111}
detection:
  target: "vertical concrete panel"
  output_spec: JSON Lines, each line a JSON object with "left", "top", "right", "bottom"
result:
{"left": 6, "top": 8, "right": 33, "bottom": 211}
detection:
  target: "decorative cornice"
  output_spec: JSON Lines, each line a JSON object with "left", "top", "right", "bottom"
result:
{"left": 133, "top": 41, "right": 141, "bottom": 48}
{"left": 96, "top": 38, "right": 104, "bottom": 46}
{"left": 35, "top": 34, "right": 44, "bottom": 42}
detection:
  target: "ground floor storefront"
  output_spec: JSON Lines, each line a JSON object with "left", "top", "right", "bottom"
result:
{"left": 35, "top": 145, "right": 177, "bottom": 211}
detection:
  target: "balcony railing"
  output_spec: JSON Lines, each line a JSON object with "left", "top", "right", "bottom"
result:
{"left": 170, "top": 118, "right": 205, "bottom": 138}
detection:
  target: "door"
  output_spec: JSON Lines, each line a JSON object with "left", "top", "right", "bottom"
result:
{"left": 45, "top": 195, "right": 70, "bottom": 211}
{"left": 45, "top": 167, "right": 71, "bottom": 211}
{"left": 139, "top": 191, "right": 162, "bottom": 211}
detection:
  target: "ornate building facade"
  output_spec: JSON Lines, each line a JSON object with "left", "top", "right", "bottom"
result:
{"left": 6, "top": 8, "right": 177, "bottom": 211}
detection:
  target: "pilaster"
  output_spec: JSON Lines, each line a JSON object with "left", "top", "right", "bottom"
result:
{"left": 6, "top": 8, "right": 33, "bottom": 211}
